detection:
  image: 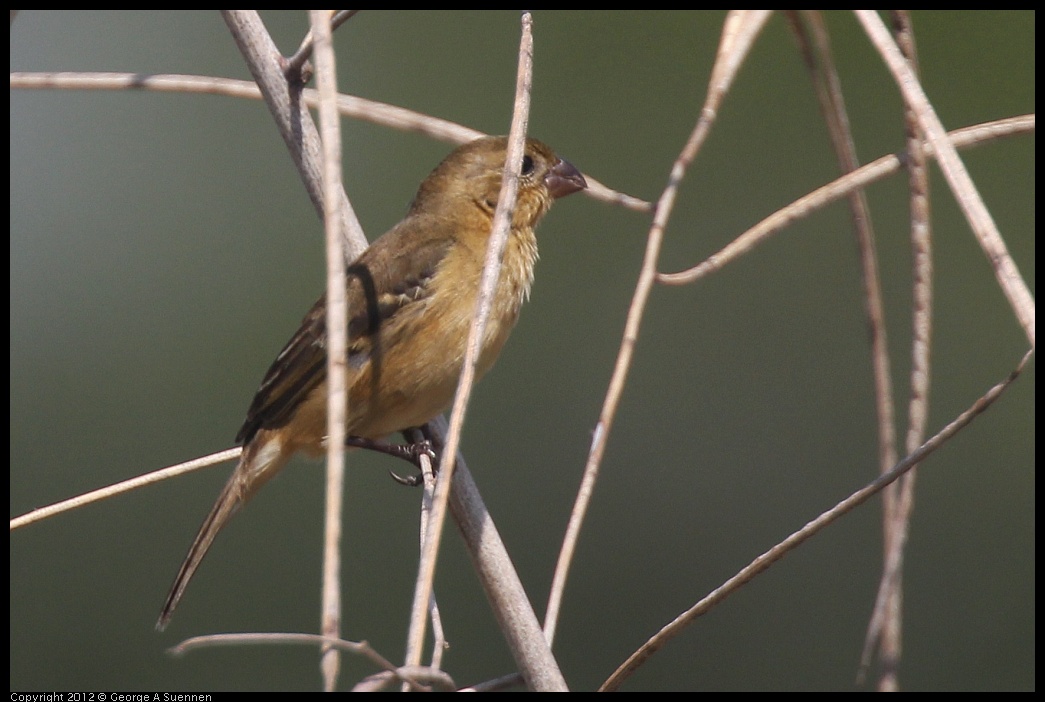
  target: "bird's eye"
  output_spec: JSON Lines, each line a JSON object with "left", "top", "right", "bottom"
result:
{"left": 520, "top": 155, "right": 534, "bottom": 176}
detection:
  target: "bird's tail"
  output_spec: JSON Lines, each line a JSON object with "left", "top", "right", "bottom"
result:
{"left": 156, "top": 437, "right": 287, "bottom": 631}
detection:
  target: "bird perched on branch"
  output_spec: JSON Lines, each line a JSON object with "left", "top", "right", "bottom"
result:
{"left": 157, "top": 135, "right": 586, "bottom": 630}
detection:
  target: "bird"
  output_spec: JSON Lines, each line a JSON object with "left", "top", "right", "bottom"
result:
{"left": 156, "top": 135, "right": 587, "bottom": 630}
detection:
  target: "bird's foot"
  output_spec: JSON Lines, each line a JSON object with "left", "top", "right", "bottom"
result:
{"left": 344, "top": 435, "right": 437, "bottom": 487}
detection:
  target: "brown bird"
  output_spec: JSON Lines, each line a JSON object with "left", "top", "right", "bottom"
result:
{"left": 157, "top": 135, "right": 586, "bottom": 630}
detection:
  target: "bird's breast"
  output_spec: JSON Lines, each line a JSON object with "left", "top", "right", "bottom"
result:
{"left": 344, "top": 225, "right": 538, "bottom": 439}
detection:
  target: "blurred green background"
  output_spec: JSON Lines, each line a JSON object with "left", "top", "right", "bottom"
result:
{"left": 10, "top": 11, "right": 1033, "bottom": 691}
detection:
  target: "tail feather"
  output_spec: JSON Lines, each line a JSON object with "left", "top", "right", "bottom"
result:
{"left": 156, "top": 476, "right": 243, "bottom": 631}
{"left": 156, "top": 436, "right": 287, "bottom": 631}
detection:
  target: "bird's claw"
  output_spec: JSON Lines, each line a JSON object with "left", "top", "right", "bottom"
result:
{"left": 389, "top": 467, "right": 424, "bottom": 487}
{"left": 344, "top": 435, "right": 437, "bottom": 486}
{"left": 387, "top": 440, "right": 437, "bottom": 487}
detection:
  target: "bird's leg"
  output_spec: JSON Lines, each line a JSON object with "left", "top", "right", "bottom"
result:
{"left": 343, "top": 432, "right": 437, "bottom": 487}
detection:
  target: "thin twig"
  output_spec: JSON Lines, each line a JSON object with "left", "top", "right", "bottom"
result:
{"left": 286, "top": 10, "right": 359, "bottom": 77}
{"left": 600, "top": 350, "right": 1032, "bottom": 691}
{"left": 461, "top": 671, "right": 525, "bottom": 692}
{"left": 854, "top": 10, "right": 1035, "bottom": 349}
{"left": 310, "top": 9, "right": 349, "bottom": 692}
{"left": 9, "top": 71, "right": 649, "bottom": 213}
{"left": 543, "top": 9, "right": 773, "bottom": 648}
{"left": 221, "top": 11, "right": 368, "bottom": 259}
{"left": 167, "top": 631, "right": 449, "bottom": 692}
{"left": 398, "top": 429, "right": 445, "bottom": 693}
{"left": 352, "top": 665, "right": 456, "bottom": 693}
{"left": 790, "top": 11, "right": 907, "bottom": 686}
{"left": 861, "top": 12, "right": 933, "bottom": 690}
{"left": 402, "top": 13, "right": 567, "bottom": 691}
{"left": 9, "top": 448, "right": 241, "bottom": 531}
{"left": 789, "top": 14, "right": 901, "bottom": 604}
{"left": 657, "top": 116, "right": 1035, "bottom": 286}
{"left": 418, "top": 450, "right": 447, "bottom": 675}
{"left": 426, "top": 417, "right": 566, "bottom": 691}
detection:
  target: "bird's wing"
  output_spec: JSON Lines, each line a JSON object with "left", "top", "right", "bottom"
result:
{"left": 234, "top": 221, "right": 454, "bottom": 445}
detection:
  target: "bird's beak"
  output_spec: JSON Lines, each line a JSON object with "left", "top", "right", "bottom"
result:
{"left": 545, "top": 158, "right": 587, "bottom": 199}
